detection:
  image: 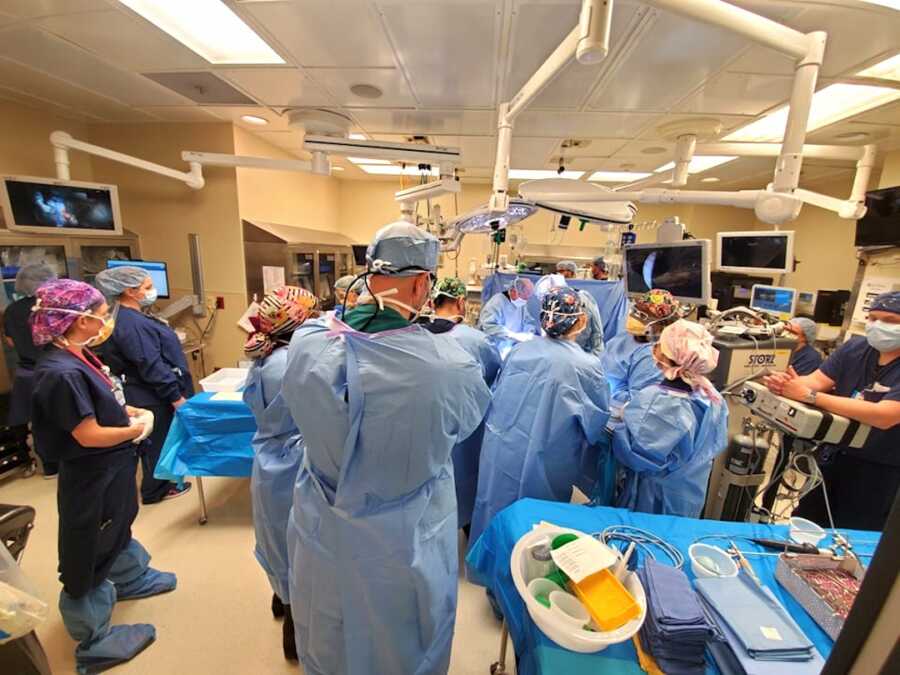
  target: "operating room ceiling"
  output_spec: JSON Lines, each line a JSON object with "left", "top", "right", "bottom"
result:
{"left": 0, "top": 0, "right": 898, "bottom": 191}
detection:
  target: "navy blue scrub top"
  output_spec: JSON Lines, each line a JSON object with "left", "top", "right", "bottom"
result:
{"left": 789, "top": 344, "right": 823, "bottom": 376}
{"left": 99, "top": 306, "right": 194, "bottom": 407}
{"left": 3, "top": 296, "right": 42, "bottom": 369}
{"left": 820, "top": 336, "right": 900, "bottom": 466}
{"left": 31, "top": 347, "right": 133, "bottom": 464}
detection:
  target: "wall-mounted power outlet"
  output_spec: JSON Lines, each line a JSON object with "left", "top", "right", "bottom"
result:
{"left": 215, "top": 296, "right": 225, "bottom": 310}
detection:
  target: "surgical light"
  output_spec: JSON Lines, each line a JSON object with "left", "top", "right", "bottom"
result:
{"left": 359, "top": 165, "right": 440, "bottom": 176}
{"left": 446, "top": 199, "right": 538, "bottom": 234}
{"left": 508, "top": 169, "right": 584, "bottom": 180}
{"left": 654, "top": 156, "right": 737, "bottom": 174}
{"left": 858, "top": 53, "right": 900, "bottom": 82}
{"left": 117, "top": 0, "right": 284, "bottom": 64}
{"left": 587, "top": 171, "right": 652, "bottom": 183}
{"left": 725, "top": 84, "right": 900, "bottom": 142}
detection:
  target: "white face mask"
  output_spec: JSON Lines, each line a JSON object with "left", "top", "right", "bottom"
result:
{"left": 865, "top": 320, "right": 900, "bottom": 353}
{"left": 511, "top": 297, "right": 527, "bottom": 308}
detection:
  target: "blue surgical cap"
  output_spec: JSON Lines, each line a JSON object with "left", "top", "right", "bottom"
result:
{"left": 592, "top": 256, "right": 607, "bottom": 270}
{"left": 94, "top": 266, "right": 150, "bottom": 298}
{"left": 366, "top": 221, "right": 439, "bottom": 276}
{"left": 556, "top": 260, "right": 577, "bottom": 274}
{"left": 14, "top": 262, "right": 57, "bottom": 296}
{"left": 789, "top": 317, "right": 818, "bottom": 344}
{"left": 535, "top": 274, "right": 566, "bottom": 299}
{"left": 870, "top": 291, "right": 900, "bottom": 315}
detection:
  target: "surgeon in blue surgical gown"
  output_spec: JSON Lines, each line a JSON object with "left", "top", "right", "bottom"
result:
{"left": 612, "top": 319, "right": 729, "bottom": 518}
{"left": 556, "top": 261, "right": 604, "bottom": 356}
{"left": 478, "top": 276, "right": 538, "bottom": 354}
{"left": 469, "top": 286, "right": 611, "bottom": 548}
{"left": 283, "top": 222, "right": 491, "bottom": 675}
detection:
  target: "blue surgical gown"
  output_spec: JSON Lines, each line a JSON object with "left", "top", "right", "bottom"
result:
{"left": 612, "top": 382, "right": 729, "bottom": 518}
{"left": 574, "top": 290, "right": 604, "bottom": 356}
{"left": 602, "top": 332, "right": 663, "bottom": 407}
{"left": 283, "top": 320, "right": 491, "bottom": 675}
{"left": 478, "top": 292, "right": 539, "bottom": 353}
{"left": 243, "top": 347, "right": 303, "bottom": 603}
{"left": 469, "top": 337, "right": 612, "bottom": 547}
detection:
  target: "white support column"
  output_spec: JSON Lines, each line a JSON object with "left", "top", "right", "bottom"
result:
{"left": 577, "top": 0, "right": 614, "bottom": 64}
{"left": 53, "top": 145, "right": 71, "bottom": 181}
{"left": 673, "top": 134, "right": 697, "bottom": 187}
{"left": 506, "top": 27, "right": 580, "bottom": 120}
{"left": 773, "top": 31, "right": 827, "bottom": 193}
{"left": 489, "top": 103, "right": 513, "bottom": 214}
{"left": 849, "top": 144, "right": 878, "bottom": 206}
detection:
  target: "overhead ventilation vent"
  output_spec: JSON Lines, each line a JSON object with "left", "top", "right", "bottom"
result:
{"left": 142, "top": 72, "right": 256, "bottom": 105}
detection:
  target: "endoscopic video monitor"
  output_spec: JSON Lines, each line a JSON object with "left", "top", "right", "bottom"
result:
{"left": 1, "top": 175, "right": 122, "bottom": 236}
{"left": 623, "top": 239, "right": 711, "bottom": 304}
{"left": 107, "top": 259, "right": 170, "bottom": 299}
{"left": 750, "top": 284, "right": 797, "bottom": 320}
{"left": 717, "top": 230, "right": 794, "bottom": 275}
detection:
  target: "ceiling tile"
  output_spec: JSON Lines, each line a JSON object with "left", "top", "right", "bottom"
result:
{"left": 136, "top": 106, "right": 223, "bottom": 123}
{"left": 0, "top": 0, "right": 108, "bottom": 17}
{"left": 142, "top": 72, "right": 256, "bottom": 105}
{"left": 350, "top": 108, "right": 496, "bottom": 136}
{"left": 852, "top": 101, "right": 900, "bottom": 127}
{"left": 36, "top": 9, "right": 208, "bottom": 72}
{"left": 504, "top": 0, "right": 642, "bottom": 110}
{"left": 0, "top": 87, "right": 92, "bottom": 121}
{"left": 509, "top": 137, "right": 560, "bottom": 167}
{"left": 513, "top": 111, "right": 654, "bottom": 138}
{"left": 634, "top": 113, "right": 755, "bottom": 140}
{"left": 219, "top": 68, "right": 335, "bottom": 107}
{"left": 448, "top": 136, "right": 495, "bottom": 167}
{"left": 306, "top": 67, "right": 417, "bottom": 107}
{"left": 588, "top": 11, "right": 751, "bottom": 113}
{"left": 202, "top": 106, "right": 295, "bottom": 131}
{"left": 0, "top": 27, "right": 191, "bottom": 106}
{"left": 675, "top": 72, "right": 795, "bottom": 117}
{"left": 239, "top": 0, "right": 398, "bottom": 67}
{"left": 378, "top": 0, "right": 501, "bottom": 108}
{"left": 0, "top": 56, "right": 154, "bottom": 121}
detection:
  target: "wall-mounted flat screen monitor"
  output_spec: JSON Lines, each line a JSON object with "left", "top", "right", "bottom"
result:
{"left": 623, "top": 239, "right": 711, "bottom": 304}
{"left": 717, "top": 230, "right": 794, "bottom": 275}
{"left": 352, "top": 245, "right": 368, "bottom": 267}
{"left": 1, "top": 175, "right": 122, "bottom": 236}
{"left": 855, "top": 187, "right": 900, "bottom": 247}
{"left": 107, "top": 259, "right": 169, "bottom": 299}
{"left": 750, "top": 284, "right": 797, "bottom": 319}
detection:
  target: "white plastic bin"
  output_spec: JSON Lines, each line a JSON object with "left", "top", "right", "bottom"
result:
{"left": 199, "top": 368, "right": 249, "bottom": 393}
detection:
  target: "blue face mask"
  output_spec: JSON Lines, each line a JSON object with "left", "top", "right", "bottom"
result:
{"left": 139, "top": 287, "right": 158, "bottom": 307}
{"left": 865, "top": 320, "right": 900, "bottom": 353}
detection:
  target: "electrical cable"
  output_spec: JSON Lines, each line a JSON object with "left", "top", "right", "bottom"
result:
{"left": 594, "top": 526, "right": 685, "bottom": 569}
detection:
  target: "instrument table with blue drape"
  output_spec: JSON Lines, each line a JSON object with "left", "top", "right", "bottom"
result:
{"left": 155, "top": 392, "right": 257, "bottom": 523}
{"left": 466, "top": 499, "right": 879, "bottom": 675}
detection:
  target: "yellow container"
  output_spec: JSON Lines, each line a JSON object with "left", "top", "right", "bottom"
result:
{"left": 569, "top": 568, "right": 640, "bottom": 631}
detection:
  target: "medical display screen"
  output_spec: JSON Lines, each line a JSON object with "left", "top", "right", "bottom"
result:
{"left": 750, "top": 285, "right": 796, "bottom": 316}
{"left": 107, "top": 259, "right": 170, "bottom": 299}
{"left": 4, "top": 179, "right": 117, "bottom": 231}
{"left": 720, "top": 235, "right": 789, "bottom": 271}
{"left": 624, "top": 242, "right": 707, "bottom": 302}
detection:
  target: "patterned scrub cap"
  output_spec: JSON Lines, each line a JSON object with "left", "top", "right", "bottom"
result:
{"left": 434, "top": 277, "right": 467, "bottom": 300}
{"left": 540, "top": 286, "right": 583, "bottom": 338}
{"left": 30, "top": 279, "right": 105, "bottom": 346}
{"left": 244, "top": 286, "right": 318, "bottom": 359}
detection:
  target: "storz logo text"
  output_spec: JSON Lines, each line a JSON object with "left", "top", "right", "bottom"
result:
{"left": 747, "top": 354, "right": 777, "bottom": 366}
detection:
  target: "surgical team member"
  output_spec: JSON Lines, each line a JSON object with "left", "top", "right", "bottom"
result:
{"left": 603, "top": 290, "right": 680, "bottom": 407}
{"left": 283, "top": 222, "right": 491, "bottom": 675}
{"left": 764, "top": 291, "right": 900, "bottom": 531}
{"left": 556, "top": 260, "right": 604, "bottom": 356}
{"left": 94, "top": 266, "right": 193, "bottom": 504}
{"left": 243, "top": 285, "right": 318, "bottom": 662}
{"left": 420, "top": 277, "right": 502, "bottom": 534}
{"left": 611, "top": 320, "right": 728, "bottom": 518}
{"left": 30, "top": 280, "right": 176, "bottom": 674}
{"left": 3, "top": 262, "right": 57, "bottom": 475}
{"left": 786, "top": 317, "right": 823, "bottom": 376}
{"left": 591, "top": 256, "right": 609, "bottom": 281}
{"left": 333, "top": 275, "right": 363, "bottom": 320}
{"left": 478, "top": 276, "right": 539, "bottom": 352}
{"left": 470, "top": 286, "right": 611, "bottom": 547}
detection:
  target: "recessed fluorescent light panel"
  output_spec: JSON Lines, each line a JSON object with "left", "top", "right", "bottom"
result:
{"left": 724, "top": 83, "right": 900, "bottom": 142}
{"left": 858, "top": 1, "right": 900, "bottom": 9}
{"left": 348, "top": 133, "right": 368, "bottom": 140}
{"left": 118, "top": 0, "right": 284, "bottom": 64}
{"left": 358, "top": 165, "right": 439, "bottom": 176}
{"left": 240, "top": 114, "right": 268, "bottom": 126}
{"left": 858, "top": 53, "right": 900, "bottom": 82}
{"left": 587, "top": 171, "right": 652, "bottom": 182}
{"left": 654, "top": 156, "right": 737, "bottom": 174}
{"left": 508, "top": 169, "right": 584, "bottom": 180}
{"left": 347, "top": 157, "right": 391, "bottom": 165}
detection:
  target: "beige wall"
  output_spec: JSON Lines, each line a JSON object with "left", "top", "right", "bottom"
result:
{"left": 232, "top": 127, "right": 341, "bottom": 232}
{"left": 87, "top": 122, "right": 247, "bottom": 369}
{"left": 879, "top": 149, "right": 900, "bottom": 189}
{"left": 0, "top": 100, "right": 93, "bottom": 180}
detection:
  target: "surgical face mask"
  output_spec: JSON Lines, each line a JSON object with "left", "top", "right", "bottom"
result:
{"left": 865, "top": 319, "right": 900, "bottom": 353}
{"left": 54, "top": 311, "right": 115, "bottom": 348}
{"left": 511, "top": 297, "right": 527, "bottom": 308}
{"left": 138, "top": 287, "right": 158, "bottom": 307}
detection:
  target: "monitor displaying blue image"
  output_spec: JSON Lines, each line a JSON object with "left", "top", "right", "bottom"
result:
{"left": 107, "top": 259, "right": 170, "bottom": 299}
{"left": 750, "top": 284, "right": 796, "bottom": 318}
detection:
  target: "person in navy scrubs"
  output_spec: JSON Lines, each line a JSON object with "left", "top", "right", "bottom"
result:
{"left": 765, "top": 291, "right": 900, "bottom": 531}
{"left": 785, "top": 317, "right": 823, "bottom": 376}
{"left": 94, "top": 266, "right": 193, "bottom": 504}
{"left": 31, "top": 279, "right": 177, "bottom": 674}
{"left": 2, "top": 262, "right": 57, "bottom": 475}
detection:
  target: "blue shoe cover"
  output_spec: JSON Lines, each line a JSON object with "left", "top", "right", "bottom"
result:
{"left": 115, "top": 568, "right": 177, "bottom": 601}
{"left": 75, "top": 623, "right": 156, "bottom": 674}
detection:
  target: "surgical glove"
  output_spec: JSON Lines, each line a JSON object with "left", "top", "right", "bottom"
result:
{"left": 130, "top": 410, "right": 155, "bottom": 444}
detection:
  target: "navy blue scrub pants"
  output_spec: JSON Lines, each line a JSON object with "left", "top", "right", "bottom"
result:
{"left": 139, "top": 404, "right": 175, "bottom": 504}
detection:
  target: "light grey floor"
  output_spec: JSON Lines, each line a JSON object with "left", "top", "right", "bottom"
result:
{"left": 2, "top": 472, "right": 511, "bottom": 674}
